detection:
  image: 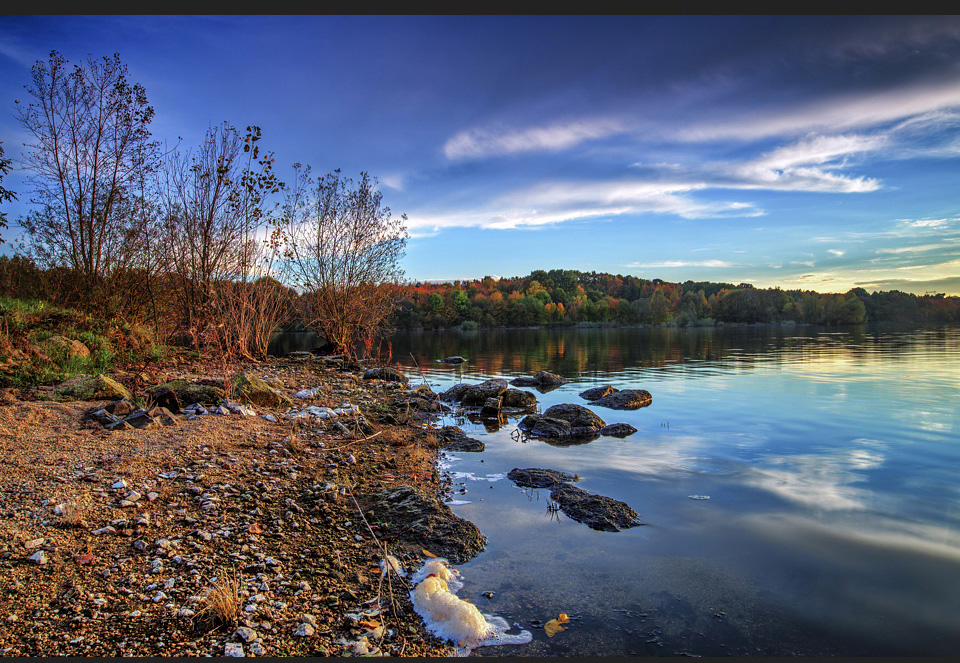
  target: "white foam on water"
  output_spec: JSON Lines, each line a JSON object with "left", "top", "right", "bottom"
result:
{"left": 410, "top": 559, "right": 532, "bottom": 655}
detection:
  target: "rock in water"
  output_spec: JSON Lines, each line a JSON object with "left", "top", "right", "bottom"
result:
{"left": 589, "top": 388, "right": 652, "bottom": 410}
{"left": 367, "top": 485, "right": 486, "bottom": 563}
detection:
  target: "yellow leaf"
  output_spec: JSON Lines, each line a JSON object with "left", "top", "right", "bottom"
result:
{"left": 545, "top": 612, "right": 571, "bottom": 637}
{"left": 422, "top": 549, "right": 437, "bottom": 558}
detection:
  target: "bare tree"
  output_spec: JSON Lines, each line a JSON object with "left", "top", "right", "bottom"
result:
{"left": 158, "top": 122, "right": 286, "bottom": 357}
{"left": 0, "top": 142, "right": 16, "bottom": 246}
{"left": 14, "top": 51, "right": 157, "bottom": 310}
{"left": 281, "top": 165, "right": 408, "bottom": 356}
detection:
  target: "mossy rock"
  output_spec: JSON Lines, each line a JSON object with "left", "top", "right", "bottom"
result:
{"left": 45, "top": 335, "right": 91, "bottom": 360}
{"left": 56, "top": 374, "right": 131, "bottom": 401}
{"left": 154, "top": 378, "right": 225, "bottom": 405}
{"left": 230, "top": 372, "right": 293, "bottom": 408}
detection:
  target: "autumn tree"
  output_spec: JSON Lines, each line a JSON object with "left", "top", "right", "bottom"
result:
{"left": 281, "top": 166, "right": 407, "bottom": 355}
{"left": 157, "top": 122, "right": 286, "bottom": 357}
{"left": 14, "top": 51, "right": 157, "bottom": 311}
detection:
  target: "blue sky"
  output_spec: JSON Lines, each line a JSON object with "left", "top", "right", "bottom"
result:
{"left": 2, "top": 15, "right": 960, "bottom": 295}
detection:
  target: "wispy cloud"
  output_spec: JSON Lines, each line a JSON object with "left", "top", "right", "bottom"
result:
{"left": 443, "top": 118, "right": 623, "bottom": 159}
{"left": 627, "top": 259, "right": 734, "bottom": 269}
{"left": 675, "top": 79, "right": 960, "bottom": 142}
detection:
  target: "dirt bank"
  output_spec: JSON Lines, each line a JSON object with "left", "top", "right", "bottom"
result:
{"left": 0, "top": 354, "right": 467, "bottom": 657}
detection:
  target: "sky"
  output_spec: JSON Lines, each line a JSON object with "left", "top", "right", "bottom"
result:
{"left": 2, "top": 15, "right": 960, "bottom": 295}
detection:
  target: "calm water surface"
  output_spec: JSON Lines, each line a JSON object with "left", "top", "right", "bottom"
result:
{"left": 379, "top": 325, "right": 960, "bottom": 657}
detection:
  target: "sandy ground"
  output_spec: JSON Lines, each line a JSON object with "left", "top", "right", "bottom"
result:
{"left": 0, "top": 356, "right": 461, "bottom": 657}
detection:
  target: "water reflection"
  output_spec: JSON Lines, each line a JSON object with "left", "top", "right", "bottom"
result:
{"left": 376, "top": 326, "right": 960, "bottom": 654}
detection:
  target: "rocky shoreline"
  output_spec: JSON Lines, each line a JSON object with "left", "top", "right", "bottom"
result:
{"left": 0, "top": 353, "right": 475, "bottom": 657}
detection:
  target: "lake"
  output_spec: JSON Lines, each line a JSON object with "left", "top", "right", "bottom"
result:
{"left": 377, "top": 324, "right": 960, "bottom": 657}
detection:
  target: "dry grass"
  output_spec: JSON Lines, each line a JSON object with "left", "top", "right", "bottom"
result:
{"left": 58, "top": 496, "right": 89, "bottom": 528}
{"left": 198, "top": 572, "right": 241, "bottom": 628}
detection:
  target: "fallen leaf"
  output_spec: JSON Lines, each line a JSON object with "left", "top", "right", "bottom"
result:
{"left": 544, "top": 613, "right": 571, "bottom": 637}
{"left": 358, "top": 619, "right": 381, "bottom": 630}
{"left": 248, "top": 522, "right": 263, "bottom": 534}
{"left": 422, "top": 549, "right": 437, "bottom": 558}
{"left": 78, "top": 553, "right": 94, "bottom": 565}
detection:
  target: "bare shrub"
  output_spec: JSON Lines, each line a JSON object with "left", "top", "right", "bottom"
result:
{"left": 198, "top": 572, "right": 241, "bottom": 628}
{"left": 280, "top": 166, "right": 407, "bottom": 356}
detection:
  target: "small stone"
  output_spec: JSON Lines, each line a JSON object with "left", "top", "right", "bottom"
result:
{"left": 28, "top": 550, "right": 47, "bottom": 565}
{"left": 294, "top": 623, "right": 315, "bottom": 637}
{"left": 112, "top": 479, "right": 128, "bottom": 490}
{"left": 235, "top": 626, "right": 257, "bottom": 643}
{"left": 92, "top": 526, "right": 117, "bottom": 536}
{"left": 23, "top": 538, "right": 45, "bottom": 550}
{"left": 224, "top": 642, "right": 245, "bottom": 657}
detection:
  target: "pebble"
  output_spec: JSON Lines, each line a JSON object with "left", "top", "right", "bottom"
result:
{"left": 235, "top": 626, "right": 257, "bottom": 642}
{"left": 224, "top": 642, "right": 245, "bottom": 657}
{"left": 294, "top": 623, "right": 315, "bottom": 637}
{"left": 28, "top": 550, "right": 47, "bottom": 565}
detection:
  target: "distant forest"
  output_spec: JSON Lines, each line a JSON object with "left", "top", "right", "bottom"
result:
{"left": 388, "top": 269, "right": 960, "bottom": 330}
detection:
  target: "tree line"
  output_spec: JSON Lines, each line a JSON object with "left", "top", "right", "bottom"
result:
{"left": 0, "top": 51, "right": 407, "bottom": 358}
{"left": 388, "top": 269, "right": 960, "bottom": 329}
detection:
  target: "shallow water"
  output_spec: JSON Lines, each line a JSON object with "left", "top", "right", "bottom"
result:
{"left": 380, "top": 325, "right": 960, "bottom": 656}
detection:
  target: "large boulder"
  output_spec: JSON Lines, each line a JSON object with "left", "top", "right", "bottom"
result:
{"left": 440, "top": 378, "right": 508, "bottom": 406}
{"left": 501, "top": 388, "right": 537, "bottom": 409}
{"left": 509, "top": 371, "right": 569, "bottom": 389}
{"left": 518, "top": 414, "right": 574, "bottom": 439}
{"left": 363, "top": 367, "right": 409, "bottom": 384}
{"left": 231, "top": 372, "right": 293, "bottom": 409}
{"left": 365, "top": 485, "right": 486, "bottom": 563}
{"left": 541, "top": 403, "right": 606, "bottom": 433}
{"left": 589, "top": 389, "right": 653, "bottom": 410}
{"left": 56, "top": 374, "right": 131, "bottom": 401}
{"left": 152, "top": 379, "right": 225, "bottom": 406}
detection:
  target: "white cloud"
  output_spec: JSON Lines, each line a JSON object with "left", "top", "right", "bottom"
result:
{"left": 443, "top": 118, "right": 623, "bottom": 159}
{"left": 676, "top": 79, "right": 960, "bottom": 142}
{"left": 828, "top": 249, "right": 845, "bottom": 256}
{"left": 627, "top": 259, "right": 734, "bottom": 269}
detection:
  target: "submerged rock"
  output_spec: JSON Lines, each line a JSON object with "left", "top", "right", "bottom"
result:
{"left": 439, "top": 356, "right": 466, "bottom": 364}
{"left": 509, "top": 371, "right": 569, "bottom": 389}
{"left": 578, "top": 385, "right": 616, "bottom": 401}
{"left": 588, "top": 388, "right": 653, "bottom": 410}
{"left": 366, "top": 485, "right": 486, "bottom": 563}
{"left": 599, "top": 423, "right": 638, "bottom": 437}
{"left": 506, "top": 468, "right": 575, "bottom": 489}
{"left": 507, "top": 467, "right": 641, "bottom": 532}
{"left": 549, "top": 483, "right": 642, "bottom": 532}
{"left": 433, "top": 426, "right": 484, "bottom": 452}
